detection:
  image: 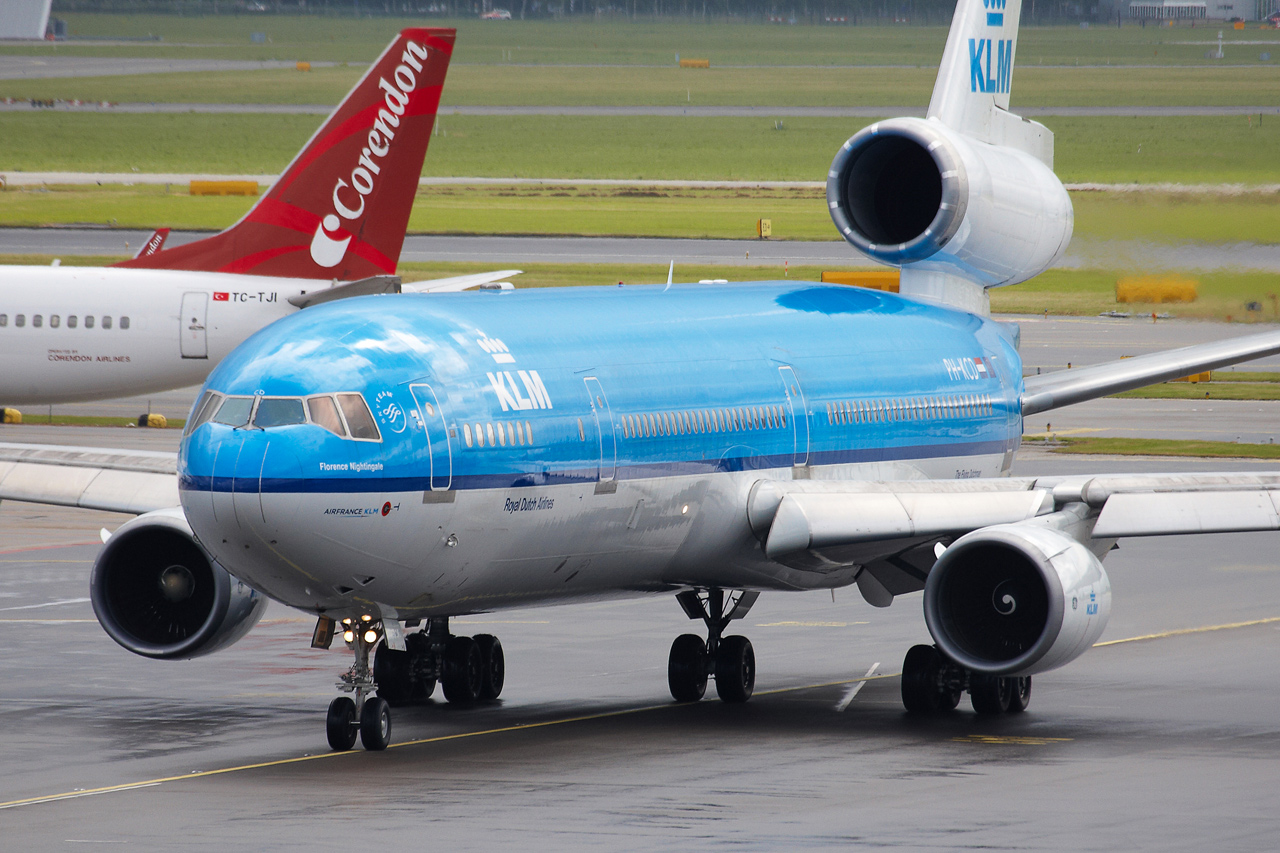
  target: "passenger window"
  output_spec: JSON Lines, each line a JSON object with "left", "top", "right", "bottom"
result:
{"left": 463, "top": 423, "right": 474, "bottom": 448}
{"left": 102, "top": 316, "right": 112, "bottom": 329}
{"left": 525, "top": 421, "right": 533, "bottom": 444}
{"left": 85, "top": 316, "right": 94, "bottom": 329}
{"left": 575, "top": 420, "right": 583, "bottom": 442}
{"left": 120, "top": 316, "right": 130, "bottom": 330}
{"left": 33, "top": 315, "right": 42, "bottom": 328}
{"left": 15, "top": 315, "right": 24, "bottom": 328}
{"left": 50, "top": 315, "right": 60, "bottom": 328}
{"left": 184, "top": 391, "right": 222, "bottom": 436}
{"left": 0, "top": 314, "right": 6, "bottom": 327}
{"left": 212, "top": 396, "right": 253, "bottom": 427}
{"left": 516, "top": 421, "right": 525, "bottom": 445}
{"left": 474, "top": 423, "right": 484, "bottom": 448}
{"left": 337, "top": 393, "right": 380, "bottom": 440}
{"left": 307, "top": 396, "right": 346, "bottom": 437}
{"left": 67, "top": 315, "right": 77, "bottom": 329}
{"left": 497, "top": 422, "right": 506, "bottom": 446}
{"left": 254, "top": 398, "right": 305, "bottom": 428}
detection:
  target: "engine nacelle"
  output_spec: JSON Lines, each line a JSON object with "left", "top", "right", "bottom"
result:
{"left": 90, "top": 508, "right": 266, "bottom": 660}
{"left": 923, "top": 523, "right": 1110, "bottom": 676}
{"left": 827, "top": 117, "right": 1073, "bottom": 288}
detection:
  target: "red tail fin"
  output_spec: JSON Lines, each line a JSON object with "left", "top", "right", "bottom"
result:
{"left": 133, "top": 227, "right": 169, "bottom": 258}
{"left": 115, "top": 28, "right": 454, "bottom": 280}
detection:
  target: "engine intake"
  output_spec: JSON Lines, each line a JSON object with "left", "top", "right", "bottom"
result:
{"left": 827, "top": 117, "right": 1073, "bottom": 287}
{"left": 923, "top": 523, "right": 1110, "bottom": 676}
{"left": 90, "top": 508, "right": 266, "bottom": 659}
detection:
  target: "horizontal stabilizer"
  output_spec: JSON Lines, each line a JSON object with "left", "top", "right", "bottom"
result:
{"left": 403, "top": 269, "right": 524, "bottom": 293}
{"left": 287, "top": 275, "right": 402, "bottom": 308}
{"left": 1022, "top": 328, "right": 1280, "bottom": 415}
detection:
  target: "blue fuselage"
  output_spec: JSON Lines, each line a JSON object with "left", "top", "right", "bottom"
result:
{"left": 178, "top": 282, "right": 1023, "bottom": 618}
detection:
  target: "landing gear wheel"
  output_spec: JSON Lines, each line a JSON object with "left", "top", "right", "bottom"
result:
{"left": 474, "top": 634, "right": 505, "bottom": 701}
{"left": 714, "top": 635, "right": 755, "bottom": 703}
{"left": 442, "top": 635, "right": 483, "bottom": 704}
{"left": 404, "top": 631, "right": 437, "bottom": 702}
{"left": 1007, "top": 676, "right": 1031, "bottom": 713}
{"left": 360, "top": 696, "right": 392, "bottom": 751}
{"left": 374, "top": 642, "right": 411, "bottom": 707}
{"left": 901, "top": 644, "right": 943, "bottom": 713}
{"left": 326, "top": 697, "right": 358, "bottom": 751}
{"left": 970, "top": 674, "right": 1012, "bottom": 715}
{"left": 668, "top": 633, "right": 708, "bottom": 702}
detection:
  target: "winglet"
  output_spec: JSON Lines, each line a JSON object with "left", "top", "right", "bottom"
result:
{"left": 927, "top": 0, "right": 1052, "bottom": 166}
{"left": 114, "top": 28, "right": 455, "bottom": 280}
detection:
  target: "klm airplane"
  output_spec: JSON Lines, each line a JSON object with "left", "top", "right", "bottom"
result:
{"left": 9, "top": 0, "right": 1280, "bottom": 752}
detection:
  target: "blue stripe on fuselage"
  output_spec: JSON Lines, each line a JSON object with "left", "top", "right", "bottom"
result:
{"left": 178, "top": 282, "right": 1023, "bottom": 493}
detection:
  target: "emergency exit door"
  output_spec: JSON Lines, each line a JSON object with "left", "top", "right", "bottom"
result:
{"left": 180, "top": 292, "right": 208, "bottom": 359}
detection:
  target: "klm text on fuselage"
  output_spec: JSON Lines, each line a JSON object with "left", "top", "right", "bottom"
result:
{"left": 969, "top": 38, "right": 1012, "bottom": 94}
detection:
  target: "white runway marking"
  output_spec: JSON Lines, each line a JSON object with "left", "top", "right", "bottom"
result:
{"left": 0, "top": 597, "right": 90, "bottom": 612}
{"left": 836, "top": 662, "right": 880, "bottom": 711}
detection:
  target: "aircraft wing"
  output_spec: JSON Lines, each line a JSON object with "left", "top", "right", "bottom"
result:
{"left": 1022, "top": 328, "right": 1280, "bottom": 415}
{"left": 402, "top": 270, "right": 522, "bottom": 293}
{"left": 748, "top": 473, "right": 1280, "bottom": 604}
{"left": 0, "top": 443, "right": 177, "bottom": 515}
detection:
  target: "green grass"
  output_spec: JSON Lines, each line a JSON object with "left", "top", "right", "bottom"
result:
{"left": 6, "top": 15, "right": 1279, "bottom": 67}
{"left": 4, "top": 113, "right": 1280, "bottom": 185}
{"left": 1112, "top": 381, "right": 1280, "bottom": 400}
{"left": 989, "top": 269, "right": 1280, "bottom": 320}
{"left": 2, "top": 413, "right": 185, "bottom": 428}
{"left": 1029, "top": 436, "right": 1280, "bottom": 458}
{"left": 8, "top": 64, "right": 1280, "bottom": 108}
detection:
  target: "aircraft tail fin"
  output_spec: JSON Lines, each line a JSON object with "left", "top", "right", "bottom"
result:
{"left": 926, "top": 0, "right": 1052, "bottom": 165}
{"left": 114, "top": 28, "right": 455, "bottom": 280}
{"left": 132, "top": 228, "right": 169, "bottom": 259}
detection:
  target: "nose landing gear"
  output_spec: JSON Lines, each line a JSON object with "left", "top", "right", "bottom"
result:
{"left": 667, "top": 588, "right": 760, "bottom": 704}
{"left": 316, "top": 615, "right": 506, "bottom": 751}
{"left": 899, "top": 643, "right": 1032, "bottom": 715}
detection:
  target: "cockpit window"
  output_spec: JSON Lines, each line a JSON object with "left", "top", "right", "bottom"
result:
{"left": 253, "top": 397, "right": 306, "bottom": 428}
{"left": 184, "top": 391, "right": 223, "bottom": 436}
{"left": 211, "top": 396, "right": 254, "bottom": 427}
{"left": 307, "top": 395, "right": 347, "bottom": 438}
{"left": 337, "top": 393, "right": 381, "bottom": 441}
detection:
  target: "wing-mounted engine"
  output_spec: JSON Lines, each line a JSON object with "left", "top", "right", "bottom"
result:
{"left": 90, "top": 508, "right": 266, "bottom": 659}
{"left": 923, "top": 522, "right": 1110, "bottom": 676}
{"left": 827, "top": 117, "right": 1073, "bottom": 291}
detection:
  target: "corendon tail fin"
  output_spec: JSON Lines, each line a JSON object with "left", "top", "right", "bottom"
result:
{"left": 115, "top": 28, "right": 455, "bottom": 280}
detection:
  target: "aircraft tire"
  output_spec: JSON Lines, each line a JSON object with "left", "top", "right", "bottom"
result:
{"left": 668, "top": 633, "right": 708, "bottom": 703}
{"left": 404, "top": 631, "right": 437, "bottom": 702}
{"left": 442, "top": 635, "right": 483, "bottom": 704}
{"left": 714, "top": 635, "right": 755, "bottom": 704}
{"left": 474, "top": 634, "right": 505, "bottom": 701}
{"left": 360, "top": 696, "right": 392, "bottom": 751}
{"left": 900, "top": 644, "right": 944, "bottom": 713}
{"left": 374, "top": 641, "right": 412, "bottom": 707}
{"left": 326, "top": 697, "right": 358, "bottom": 751}
{"left": 970, "top": 674, "right": 1013, "bottom": 715}
{"left": 1007, "top": 676, "right": 1032, "bottom": 713}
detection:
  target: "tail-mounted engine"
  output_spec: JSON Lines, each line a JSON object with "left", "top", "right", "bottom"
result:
{"left": 90, "top": 508, "right": 266, "bottom": 659}
{"left": 923, "top": 523, "right": 1110, "bottom": 676}
{"left": 827, "top": 117, "right": 1073, "bottom": 288}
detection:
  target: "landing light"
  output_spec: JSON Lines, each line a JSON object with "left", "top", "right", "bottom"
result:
{"left": 681, "top": 505, "right": 689, "bottom": 515}
{"left": 360, "top": 614, "right": 372, "bottom": 622}
{"left": 341, "top": 618, "right": 352, "bottom": 625}
{"left": 343, "top": 630, "right": 355, "bottom": 643}
{"left": 363, "top": 630, "right": 378, "bottom": 644}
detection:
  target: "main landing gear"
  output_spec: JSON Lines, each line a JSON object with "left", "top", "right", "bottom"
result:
{"left": 899, "top": 644, "right": 1031, "bottom": 716}
{"left": 318, "top": 615, "right": 505, "bottom": 752}
{"left": 667, "top": 588, "right": 760, "bottom": 704}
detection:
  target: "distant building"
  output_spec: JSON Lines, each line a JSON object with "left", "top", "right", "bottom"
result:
{"left": 1129, "top": 0, "right": 1208, "bottom": 17}
{"left": 0, "top": 0, "right": 53, "bottom": 39}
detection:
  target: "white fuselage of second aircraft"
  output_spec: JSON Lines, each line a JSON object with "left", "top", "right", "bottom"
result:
{"left": 0, "top": 266, "right": 307, "bottom": 404}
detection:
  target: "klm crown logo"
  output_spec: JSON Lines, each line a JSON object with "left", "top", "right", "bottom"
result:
{"left": 983, "top": 0, "right": 1006, "bottom": 26}
{"left": 968, "top": 38, "right": 1012, "bottom": 94}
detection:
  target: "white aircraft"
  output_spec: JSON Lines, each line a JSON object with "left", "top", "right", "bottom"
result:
{"left": 5, "top": 0, "right": 1280, "bottom": 753}
{"left": 0, "top": 27, "right": 518, "bottom": 406}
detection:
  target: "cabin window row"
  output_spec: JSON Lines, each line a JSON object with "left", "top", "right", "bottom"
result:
{"left": 463, "top": 420, "right": 534, "bottom": 449}
{"left": 185, "top": 391, "right": 382, "bottom": 441}
{"left": 0, "top": 313, "right": 129, "bottom": 330}
{"left": 825, "top": 393, "right": 995, "bottom": 426}
{"left": 615, "top": 405, "right": 788, "bottom": 441}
